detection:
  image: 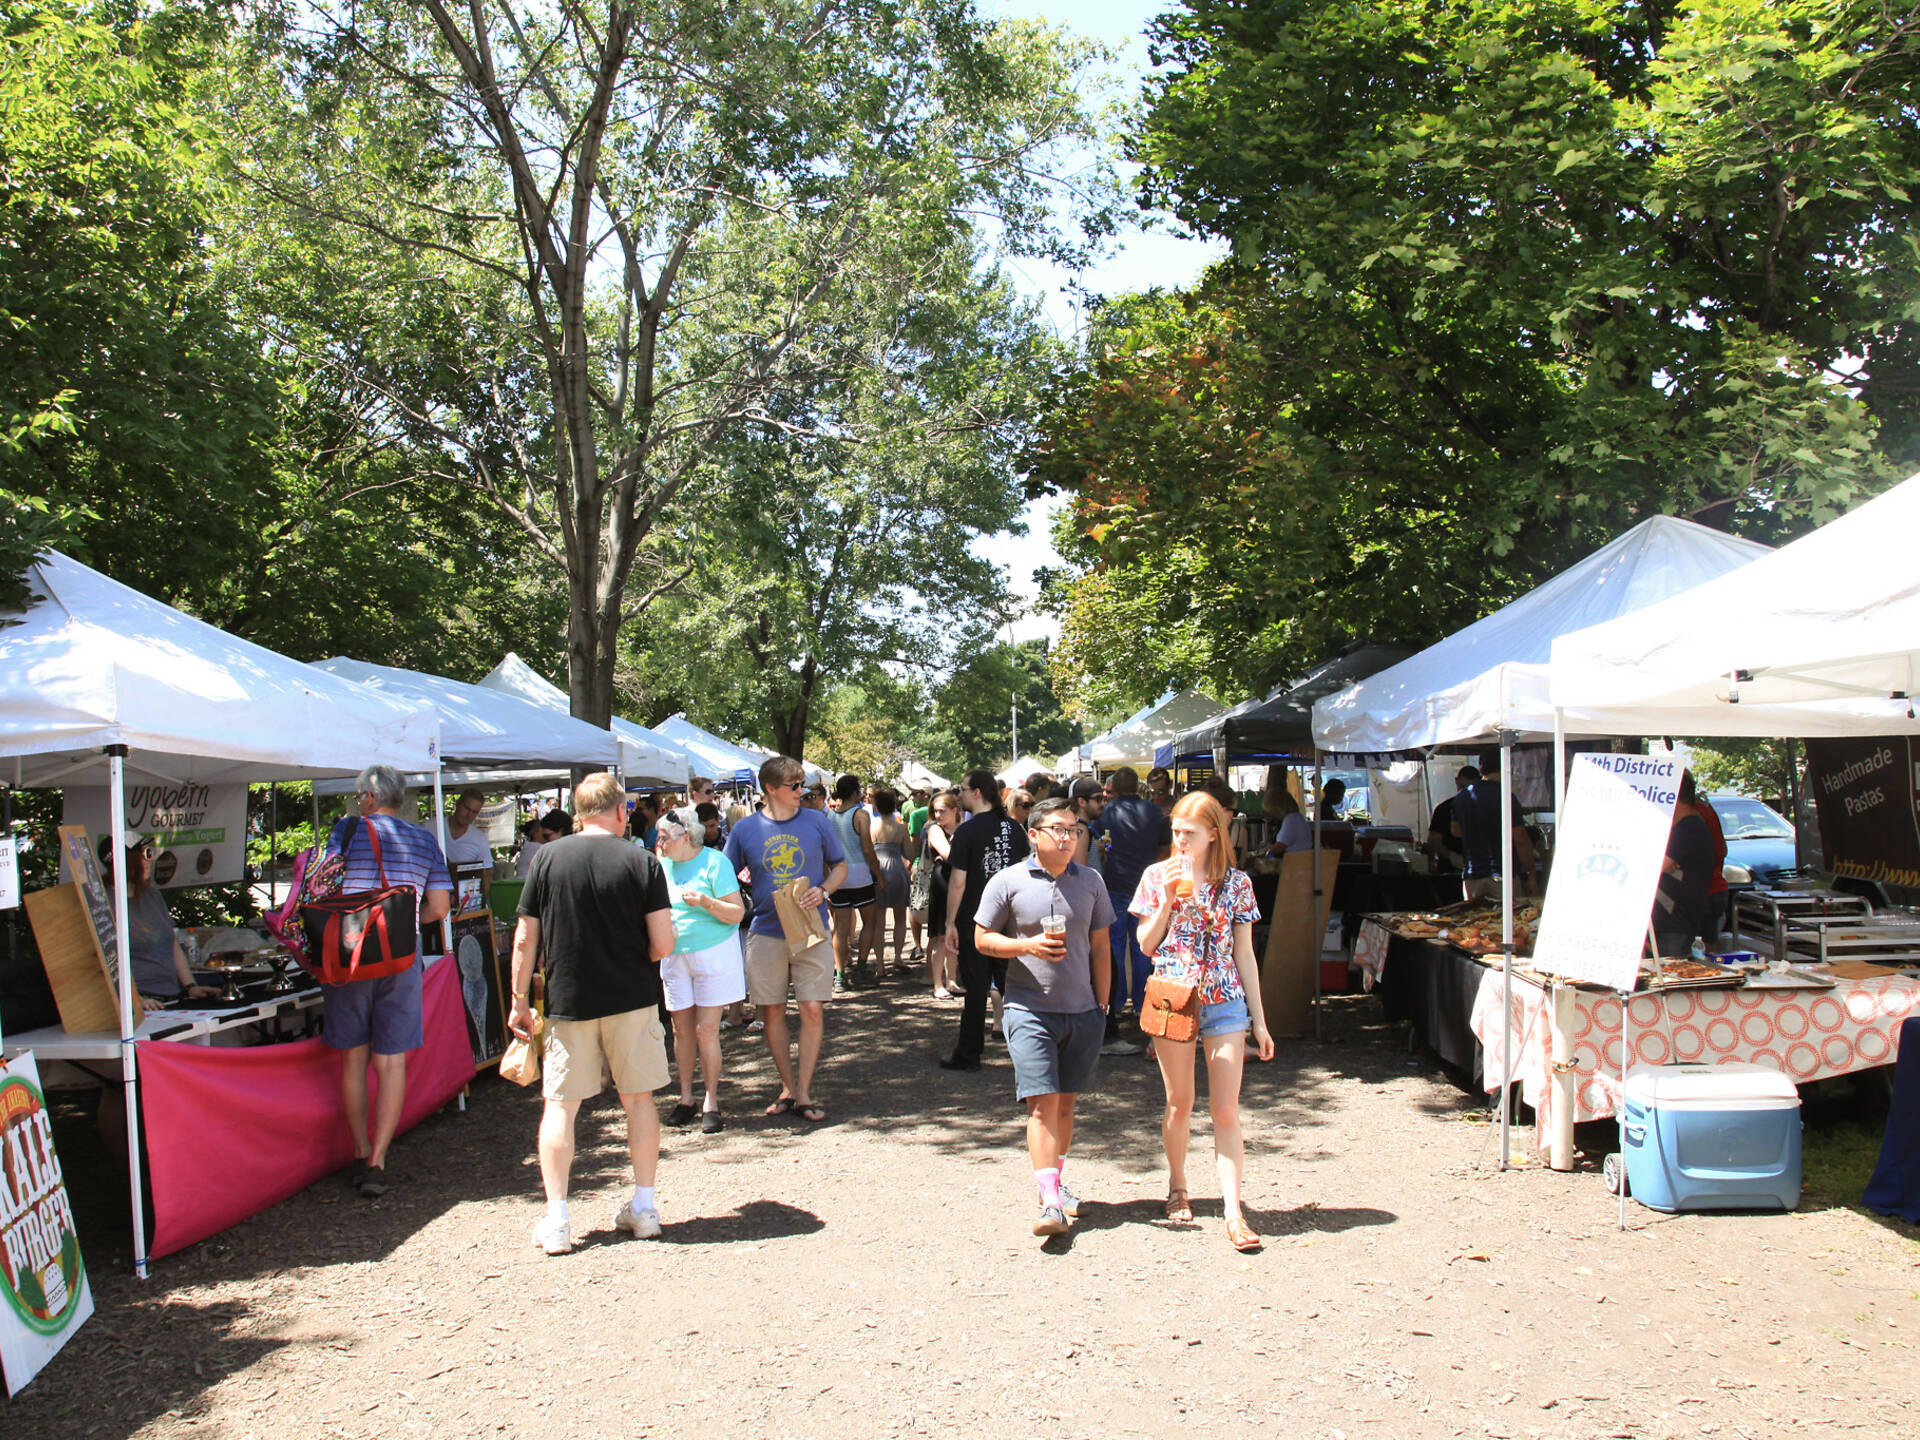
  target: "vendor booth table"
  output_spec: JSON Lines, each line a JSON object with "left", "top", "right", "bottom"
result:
{"left": 1469, "top": 968, "right": 1920, "bottom": 1153}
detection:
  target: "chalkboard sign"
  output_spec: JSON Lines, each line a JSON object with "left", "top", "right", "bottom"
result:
{"left": 449, "top": 911, "right": 506, "bottom": 1068}
{"left": 57, "top": 827, "right": 118, "bottom": 1006}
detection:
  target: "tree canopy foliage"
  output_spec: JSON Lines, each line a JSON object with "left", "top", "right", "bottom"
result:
{"left": 1032, "top": 0, "right": 1920, "bottom": 716}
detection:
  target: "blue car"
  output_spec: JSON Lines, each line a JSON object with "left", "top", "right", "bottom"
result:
{"left": 1707, "top": 793, "right": 1798, "bottom": 886}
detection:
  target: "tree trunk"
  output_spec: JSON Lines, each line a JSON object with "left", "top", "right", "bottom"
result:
{"left": 769, "top": 655, "right": 819, "bottom": 758}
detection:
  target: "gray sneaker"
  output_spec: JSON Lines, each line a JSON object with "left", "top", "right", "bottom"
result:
{"left": 614, "top": 1203, "right": 662, "bottom": 1239}
{"left": 1033, "top": 1204, "right": 1069, "bottom": 1237}
{"left": 1100, "top": 1035, "right": 1143, "bottom": 1056}
{"left": 1058, "top": 1183, "right": 1081, "bottom": 1219}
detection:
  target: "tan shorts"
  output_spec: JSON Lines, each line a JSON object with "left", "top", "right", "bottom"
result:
{"left": 742, "top": 929, "right": 834, "bottom": 1007}
{"left": 542, "top": 1006, "right": 669, "bottom": 1103}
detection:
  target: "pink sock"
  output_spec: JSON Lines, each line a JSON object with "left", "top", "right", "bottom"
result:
{"left": 1035, "top": 1167, "right": 1062, "bottom": 1208}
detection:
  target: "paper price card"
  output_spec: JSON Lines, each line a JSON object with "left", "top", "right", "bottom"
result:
{"left": 1530, "top": 753, "right": 1683, "bottom": 993}
{"left": 0, "top": 1052, "right": 94, "bottom": 1395}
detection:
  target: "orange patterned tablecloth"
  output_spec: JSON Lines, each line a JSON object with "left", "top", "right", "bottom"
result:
{"left": 1469, "top": 970, "right": 1920, "bottom": 1150}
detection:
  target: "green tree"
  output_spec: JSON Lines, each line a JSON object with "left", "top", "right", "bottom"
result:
{"left": 1033, "top": 0, "right": 1918, "bottom": 709}
{"left": 229, "top": 0, "right": 1113, "bottom": 726}
{"left": 1, "top": 1, "right": 277, "bottom": 611}
{"left": 922, "top": 637, "right": 1084, "bottom": 777}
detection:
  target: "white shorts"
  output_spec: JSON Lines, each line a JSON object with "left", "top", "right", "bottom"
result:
{"left": 660, "top": 933, "right": 747, "bottom": 1011}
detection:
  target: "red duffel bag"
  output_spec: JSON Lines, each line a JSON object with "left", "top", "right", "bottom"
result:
{"left": 298, "top": 816, "right": 419, "bottom": 984}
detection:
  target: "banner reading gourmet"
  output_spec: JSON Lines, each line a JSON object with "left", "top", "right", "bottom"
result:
{"left": 1804, "top": 737, "right": 1920, "bottom": 891}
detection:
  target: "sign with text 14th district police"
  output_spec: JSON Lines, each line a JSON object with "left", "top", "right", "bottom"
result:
{"left": 0, "top": 1052, "right": 94, "bottom": 1396}
{"left": 1530, "top": 753, "right": 1683, "bottom": 993}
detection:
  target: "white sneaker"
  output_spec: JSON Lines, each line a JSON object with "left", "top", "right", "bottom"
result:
{"left": 614, "top": 1202, "right": 662, "bottom": 1239}
{"left": 530, "top": 1214, "right": 572, "bottom": 1254}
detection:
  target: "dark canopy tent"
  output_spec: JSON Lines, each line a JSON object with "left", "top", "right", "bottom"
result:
{"left": 1158, "top": 644, "right": 1413, "bottom": 768}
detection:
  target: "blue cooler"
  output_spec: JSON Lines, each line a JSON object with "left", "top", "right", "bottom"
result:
{"left": 1619, "top": 1063, "right": 1801, "bottom": 1213}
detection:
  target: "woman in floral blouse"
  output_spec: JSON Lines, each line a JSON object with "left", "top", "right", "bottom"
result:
{"left": 1131, "top": 791, "right": 1274, "bottom": 1251}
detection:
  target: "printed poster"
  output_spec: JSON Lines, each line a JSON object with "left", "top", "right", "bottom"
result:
{"left": 0, "top": 836, "right": 17, "bottom": 911}
{"left": 0, "top": 1052, "right": 94, "bottom": 1395}
{"left": 63, "top": 782, "right": 248, "bottom": 889}
{"left": 1530, "top": 753, "right": 1683, "bottom": 993}
{"left": 1804, "top": 737, "right": 1920, "bottom": 891}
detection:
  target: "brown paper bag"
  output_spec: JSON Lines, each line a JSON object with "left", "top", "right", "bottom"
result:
{"left": 773, "top": 878, "right": 830, "bottom": 958}
{"left": 498, "top": 974, "right": 544, "bottom": 1085}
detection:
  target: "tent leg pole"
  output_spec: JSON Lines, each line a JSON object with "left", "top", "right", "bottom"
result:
{"left": 1312, "top": 759, "right": 1323, "bottom": 1042}
{"left": 268, "top": 783, "right": 278, "bottom": 909}
{"left": 1620, "top": 992, "right": 1631, "bottom": 1232}
{"left": 1499, "top": 733, "right": 1514, "bottom": 1172}
{"left": 1549, "top": 981, "right": 1576, "bottom": 1171}
{"left": 109, "top": 747, "right": 149, "bottom": 1278}
{"left": 432, "top": 758, "right": 453, "bottom": 953}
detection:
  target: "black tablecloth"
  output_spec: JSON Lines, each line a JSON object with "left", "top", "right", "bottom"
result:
{"left": 1374, "top": 934, "right": 1496, "bottom": 1090}
{"left": 1337, "top": 870, "right": 1459, "bottom": 945}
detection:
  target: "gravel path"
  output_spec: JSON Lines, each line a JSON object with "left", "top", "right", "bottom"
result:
{"left": 15, "top": 982, "right": 1920, "bottom": 1438}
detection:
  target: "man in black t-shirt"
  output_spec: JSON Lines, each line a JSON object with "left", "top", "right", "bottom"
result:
{"left": 1422, "top": 765, "right": 1479, "bottom": 873}
{"left": 1451, "top": 751, "right": 1536, "bottom": 902}
{"left": 939, "top": 767, "right": 1031, "bottom": 1071}
{"left": 509, "top": 773, "right": 675, "bottom": 1255}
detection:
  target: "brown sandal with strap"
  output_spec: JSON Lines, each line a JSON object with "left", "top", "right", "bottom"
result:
{"left": 1165, "top": 1189, "right": 1193, "bottom": 1223}
{"left": 1226, "top": 1216, "right": 1263, "bottom": 1251}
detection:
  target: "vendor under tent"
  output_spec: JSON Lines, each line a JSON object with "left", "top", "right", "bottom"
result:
{"left": 1086, "top": 689, "right": 1222, "bottom": 772}
{"left": 1548, "top": 470, "right": 1920, "bottom": 738}
{"left": 1311, "top": 515, "right": 1772, "bottom": 1168}
{"left": 1159, "top": 644, "right": 1412, "bottom": 771}
{"left": 0, "top": 551, "right": 446, "bottom": 1276}
{"left": 475, "top": 652, "right": 691, "bottom": 784}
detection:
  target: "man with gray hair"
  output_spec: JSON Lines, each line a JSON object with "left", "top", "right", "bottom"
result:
{"left": 321, "top": 764, "right": 454, "bottom": 1198}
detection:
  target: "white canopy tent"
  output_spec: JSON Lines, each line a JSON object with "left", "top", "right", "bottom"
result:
{"left": 1549, "top": 471, "right": 1920, "bottom": 736}
{"left": 0, "top": 551, "right": 439, "bottom": 1276}
{"left": 1309, "top": 515, "right": 1771, "bottom": 1168}
{"left": 312, "top": 659, "right": 624, "bottom": 785}
{"left": 1312, "top": 516, "right": 1772, "bottom": 757}
{"left": 896, "top": 759, "right": 951, "bottom": 791}
{"left": 654, "top": 715, "right": 764, "bottom": 786}
{"left": 1086, "top": 688, "right": 1224, "bottom": 770}
{"left": 734, "top": 739, "right": 828, "bottom": 788}
{"left": 475, "top": 653, "right": 691, "bottom": 784}
{"left": 996, "top": 754, "right": 1056, "bottom": 787}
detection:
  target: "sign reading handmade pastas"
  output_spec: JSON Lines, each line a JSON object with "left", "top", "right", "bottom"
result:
{"left": 63, "top": 782, "right": 247, "bottom": 889}
{"left": 0, "top": 1052, "right": 94, "bottom": 1396}
{"left": 1530, "top": 753, "right": 1683, "bottom": 993}
{"left": 1804, "top": 737, "right": 1920, "bottom": 891}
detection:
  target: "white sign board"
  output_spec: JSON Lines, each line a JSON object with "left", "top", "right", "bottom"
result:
{"left": 0, "top": 1052, "right": 94, "bottom": 1395}
{"left": 1530, "top": 753, "right": 1683, "bottom": 993}
{"left": 63, "top": 782, "right": 247, "bottom": 888}
{"left": 0, "top": 837, "right": 17, "bottom": 911}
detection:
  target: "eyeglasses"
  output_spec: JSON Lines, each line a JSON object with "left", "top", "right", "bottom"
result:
{"left": 1036, "top": 824, "right": 1083, "bottom": 841}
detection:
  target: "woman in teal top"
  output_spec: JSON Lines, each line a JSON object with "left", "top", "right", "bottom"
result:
{"left": 655, "top": 806, "right": 746, "bottom": 1133}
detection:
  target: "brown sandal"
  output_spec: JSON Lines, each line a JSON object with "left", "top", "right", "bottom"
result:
{"left": 1165, "top": 1189, "right": 1193, "bottom": 1223}
{"left": 1226, "top": 1216, "right": 1263, "bottom": 1251}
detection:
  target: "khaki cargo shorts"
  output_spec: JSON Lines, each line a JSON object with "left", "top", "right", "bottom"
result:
{"left": 742, "top": 929, "right": 834, "bottom": 1007}
{"left": 542, "top": 1006, "right": 669, "bottom": 1102}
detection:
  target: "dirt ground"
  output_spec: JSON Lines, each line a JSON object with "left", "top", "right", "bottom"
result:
{"left": 12, "top": 977, "right": 1920, "bottom": 1439}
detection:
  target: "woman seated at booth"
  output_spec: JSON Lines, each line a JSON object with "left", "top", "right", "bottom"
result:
{"left": 97, "top": 835, "right": 220, "bottom": 1010}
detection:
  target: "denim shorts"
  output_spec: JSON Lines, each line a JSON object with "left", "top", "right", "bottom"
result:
{"left": 1200, "top": 993, "right": 1251, "bottom": 1038}
{"left": 1002, "top": 1002, "right": 1103, "bottom": 1100}
{"left": 321, "top": 961, "right": 424, "bottom": 1055}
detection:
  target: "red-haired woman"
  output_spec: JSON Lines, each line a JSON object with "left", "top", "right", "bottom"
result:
{"left": 1131, "top": 792, "right": 1275, "bottom": 1251}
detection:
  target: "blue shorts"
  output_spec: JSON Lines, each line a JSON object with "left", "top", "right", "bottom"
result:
{"left": 1200, "top": 994, "right": 1251, "bottom": 1038}
{"left": 1002, "top": 1002, "right": 1103, "bottom": 1100}
{"left": 322, "top": 962, "right": 425, "bottom": 1055}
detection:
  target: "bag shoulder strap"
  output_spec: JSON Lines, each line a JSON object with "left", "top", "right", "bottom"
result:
{"left": 338, "top": 814, "right": 393, "bottom": 888}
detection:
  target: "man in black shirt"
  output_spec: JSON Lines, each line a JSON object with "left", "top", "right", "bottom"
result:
{"left": 1422, "top": 765, "right": 1479, "bottom": 873}
{"left": 509, "top": 773, "right": 675, "bottom": 1255}
{"left": 939, "top": 768, "right": 1031, "bottom": 1071}
{"left": 1452, "top": 751, "right": 1536, "bottom": 902}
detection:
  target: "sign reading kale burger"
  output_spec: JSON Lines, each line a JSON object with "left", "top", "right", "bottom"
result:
{"left": 0, "top": 1052, "right": 93, "bottom": 1395}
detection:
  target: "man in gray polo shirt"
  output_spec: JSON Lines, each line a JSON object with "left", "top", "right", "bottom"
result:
{"left": 973, "top": 797, "right": 1114, "bottom": 1239}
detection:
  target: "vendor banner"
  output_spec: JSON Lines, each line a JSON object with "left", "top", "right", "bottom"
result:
{"left": 63, "top": 782, "right": 247, "bottom": 889}
{"left": 136, "top": 956, "right": 472, "bottom": 1260}
{"left": 1531, "top": 753, "right": 1682, "bottom": 993}
{"left": 1805, "top": 737, "right": 1920, "bottom": 892}
{"left": 0, "top": 1052, "right": 94, "bottom": 1396}
{"left": 0, "top": 835, "right": 17, "bottom": 911}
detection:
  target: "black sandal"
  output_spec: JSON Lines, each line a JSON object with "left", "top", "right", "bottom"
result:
{"left": 666, "top": 1102, "right": 698, "bottom": 1127}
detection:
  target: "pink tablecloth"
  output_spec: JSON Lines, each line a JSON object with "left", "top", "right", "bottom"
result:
{"left": 1469, "top": 970, "right": 1920, "bottom": 1150}
{"left": 137, "top": 955, "right": 473, "bottom": 1258}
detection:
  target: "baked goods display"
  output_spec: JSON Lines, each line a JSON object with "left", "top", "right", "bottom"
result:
{"left": 1374, "top": 903, "right": 1539, "bottom": 957}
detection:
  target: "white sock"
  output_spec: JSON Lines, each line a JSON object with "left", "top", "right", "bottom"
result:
{"left": 546, "top": 1199, "right": 568, "bottom": 1225}
{"left": 632, "top": 1186, "right": 656, "bottom": 1214}
{"left": 1035, "top": 1167, "right": 1062, "bottom": 1208}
